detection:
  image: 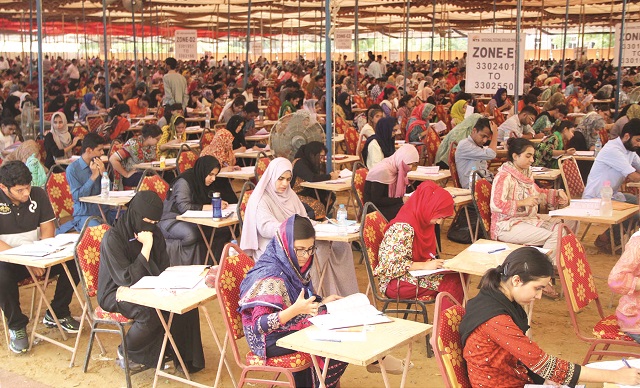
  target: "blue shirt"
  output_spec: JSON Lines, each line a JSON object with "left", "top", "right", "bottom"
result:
{"left": 583, "top": 137, "right": 640, "bottom": 201}
{"left": 66, "top": 156, "right": 102, "bottom": 229}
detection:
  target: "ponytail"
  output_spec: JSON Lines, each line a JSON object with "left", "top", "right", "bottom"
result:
{"left": 479, "top": 247, "right": 554, "bottom": 291}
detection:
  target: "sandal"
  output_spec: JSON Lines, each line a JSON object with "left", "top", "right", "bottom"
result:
{"left": 542, "top": 283, "right": 560, "bottom": 300}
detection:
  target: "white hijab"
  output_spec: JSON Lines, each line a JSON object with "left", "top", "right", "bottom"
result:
{"left": 50, "top": 112, "right": 72, "bottom": 158}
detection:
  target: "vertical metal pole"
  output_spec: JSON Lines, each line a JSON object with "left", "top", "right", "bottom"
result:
{"left": 430, "top": 0, "right": 435, "bottom": 74}
{"left": 36, "top": 0, "right": 44, "bottom": 136}
{"left": 493, "top": 0, "right": 496, "bottom": 33}
{"left": 560, "top": 0, "right": 570, "bottom": 86}
{"left": 403, "top": 0, "right": 409, "bottom": 93}
{"left": 615, "top": 0, "right": 628, "bottom": 115}
{"left": 215, "top": 5, "right": 220, "bottom": 62}
{"left": 227, "top": 0, "right": 230, "bottom": 66}
{"left": 513, "top": 0, "right": 522, "bottom": 114}
{"left": 29, "top": 0, "right": 33, "bottom": 83}
{"left": 354, "top": 0, "right": 359, "bottom": 88}
{"left": 102, "top": 0, "right": 110, "bottom": 108}
{"left": 244, "top": 0, "right": 251, "bottom": 88}
{"left": 325, "top": 0, "right": 332, "bottom": 173}
{"left": 82, "top": 0, "right": 88, "bottom": 61}
{"left": 20, "top": 11, "right": 24, "bottom": 61}
{"left": 131, "top": 2, "right": 138, "bottom": 83}
{"left": 141, "top": 5, "right": 145, "bottom": 63}
{"left": 298, "top": 0, "right": 301, "bottom": 60}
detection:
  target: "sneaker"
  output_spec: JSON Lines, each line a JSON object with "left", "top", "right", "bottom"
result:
{"left": 42, "top": 311, "right": 80, "bottom": 333}
{"left": 9, "top": 327, "right": 29, "bottom": 354}
{"left": 116, "top": 347, "right": 148, "bottom": 373}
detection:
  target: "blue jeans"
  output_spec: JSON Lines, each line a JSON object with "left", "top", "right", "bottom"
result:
{"left": 626, "top": 332, "right": 640, "bottom": 344}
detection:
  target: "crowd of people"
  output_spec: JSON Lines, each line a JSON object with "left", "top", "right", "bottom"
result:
{"left": 0, "top": 50, "right": 640, "bottom": 387}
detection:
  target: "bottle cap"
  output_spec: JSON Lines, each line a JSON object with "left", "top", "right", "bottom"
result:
{"left": 604, "top": 181, "right": 611, "bottom": 187}
{"left": 213, "top": 192, "right": 221, "bottom": 198}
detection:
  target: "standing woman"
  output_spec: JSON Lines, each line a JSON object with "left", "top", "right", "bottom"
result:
{"left": 238, "top": 215, "right": 348, "bottom": 387}
{"left": 460, "top": 247, "right": 640, "bottom": 387}
{"left": 375, "top": 181, "right": 464, "bottom": 307}
{"left": 240, "top": 158, "right": 358, "bottom": 297}
{"left": 364, "top": 144, "right": 419, "bottom": 221}
{"left": 362, "top": 116, "right": 398, "bottom": 169}
{"left": 109, "top": 124, "right": 163, "bottom": 189}
{"left": 98, "top": 191, "right": 204, "bottom": 372}
{"left": 159, "top": 156, "right": 236, "bottom": 265}
{"left": 44, "top": 112, "right": 81, "bottom": 168}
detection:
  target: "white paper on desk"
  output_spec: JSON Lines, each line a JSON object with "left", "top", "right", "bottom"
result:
{"left": 530, "top": 167, "right": 548, "bottom": 172}
{"left": 1, "top": 243, "right": 62, "bottom": 257}
{"left": 182, "top": 204, "right": 237, "bottom": 218}
{"left": 416, "top": 166, "right": 440, "bottom": 175}
{"left": 574, "top": 150, "right": 595, "bottom": 156}
{"left": 549, "top": 200, "right": 601, "bottom": 217}
{"left": 309, "top": 293, "right": 391, "bottom": 330}
{"left": 433, "top": 121, "right": 447, "bottom": 134}
{"left": 109, "top": 190, "right": 135, "bottom": 198}
{"left": 314, "top": 223, "right": 359, "bottom": 235}
{"left": 131, "top": 269, "right": 204, "bottom": 289}
{"left": 467, "top": 243, "right": 510, "bottom": 254}
{"left": 34, "top": 245, "right": 75, "bottom": 260}
{"left": 446, "top": 187, "right": 471, "bottom": 196}
{"left": 36, "top": 234, "right": 79, "bottom": 248}
{"left": 338, "top": 169, "right": 352, "bottom": 179}
{"left": 324, "top": 177, "right": 350, "bottom": 184}
{"left": 306, "top": 330, "right": 367, "bottom": 342}
{"left": 165, "top": 158, "right": 177, "bottom": 165}
{"left": 255, "top": 128, "right": 269, "bottom": 135}
{"left": 524, "top": 385, "right": 585, "bottom": 388}
{"left": 396, "top": 140, "right": 406, "bottom": 145}
{"left": 409, "top": 268, "right": 451, "bottom": 277}
{"left": 464, "top": 105, "right": 475, "bottom": 118}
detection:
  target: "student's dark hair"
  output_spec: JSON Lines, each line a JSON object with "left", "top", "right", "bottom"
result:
{"left": 232, "top": 96, "right": 246, "bottom": 108}
{"left": 138, "top": 95, "right": 150, "bottom": 103}
{"left": 141, "top": 123, "right": 162, "bottom": 139}
{"left": 226, "top": 115, "right": 246, "bottom": 133}
{"left": 1, "top": 117, "right": 18, "bottom": 128}
{"left": 473, "top": 117, "right": 491, "bottom": 133}
{"left": 520, "top": 105, "right": 538, "bottom": 117}
{"left": 555, "top": 120, "right": 574, "bottom": 134}
{"left": 81, "top": 132, "right": 107, "bottom": 153}
{"left": 479, "top": 247, "right": 554, "bottom": 292}
{"left": 173, "top": 116, "right": 186, "bottom": 127}
{"left": 398, "top": 95, "right": 413, "bottom": 108}
{"left": 293, "top": 215, "right": 316, "bottom": 241}
{"left": 455, "top": 92, "right": 473, "bottom": 103}
{"left": 170, "top": 102, "right": 183, "bottom": 112}
{"left": 382, "top": 86, "right": 396, "bottom": 99}
{"left": 165, "top": 57, "right": 178, "bottom": 70}
{"left": 523, "top": 93, "right": 538, "bottom": 105}
{"left": 556, "top": 104, "right": 569, "bottom": 116}
{"left": 367, "top": 106, "right": 383, "bottom": 122}
{"left": 0, "top": 160, "right": 32, "bottom": 188}
{"left": 243, "top": 101, "right": 259, "bottom": 114}
{"left": 621, "top": 118, "right": 640, "bottom": 138}
{"left": 506, "top": 137, "right": 534, "bottom": 162}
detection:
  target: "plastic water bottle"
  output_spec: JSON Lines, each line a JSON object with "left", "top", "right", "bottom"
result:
{"left": 100, "top": 171, "right": 110, "bottom": 200}
{"left": 228, "top": 240, "right": 238, "bottom": 257}
{"left": 468, "top": 166, "right": 477, "bottom": 190}
{"left": 212, "top": 192, "right": 222, "bottom": 221}
{"left": 205, "top": 108, "right": 211, "bottom": 129}
{"left": 73, "top": 112, "right": 79, "bottom": 122}
{"left": 594, "top": 137, "right": 602, "bottom": 157}
{"left": 336, "top": 204, "right": 348, "bottom": 236}
{"left": 600, "top": 181, "right": 613, "bottom": 217}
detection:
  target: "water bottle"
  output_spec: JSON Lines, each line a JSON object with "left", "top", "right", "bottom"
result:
{"left": 73, "top": 112, "right": 79, "bottom": 122}
{"left": 205, "top": 108, "right": 211, "bottom": 129}
{"left": 212, "top": 192, "right": 222, "bottom": 221}
{"left": 468, "top": 166, "right": 477, "bottom": 190}
{"left": 594, "top": 137, "right": 602, "bottom": 157}
{"left": 100, "top": 171, "right": 110, "bottom": 200}
{"left": 600, "top": 181, "right": 613, "bottom": 217}
{"left": 228, "top": 240, "right": 238, "bottom": 257}
{"left": 336, "top": 204, "right": 348, "bottom": 236}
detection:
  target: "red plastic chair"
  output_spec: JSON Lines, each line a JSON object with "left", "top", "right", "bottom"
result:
{"left": 135, "top": 169, "right": 170, "bottom": 201}
{"left": 237, "top": 181, "right": 255, "bottom": 230}
{"left": 45, "top": 166, "right": 74, "bottom": 228}
{"left": 176, "top": 144, "right": 199, "bottom": 174}
{"left": 471, "top": 175, "right": 492, "bottom": 241}
{"left": 344, "top": 124, "right": 360, "bottom": 156}
{"left": 215, "top": 243, "right": 311, "bottom": 387}
{"left": 254, "top": 156, "right": 271, "bottom": 182}
{"left": 351, "top": 161, "right": 368, "bottom": 219}
{"left": 352, "top": 94, "right": 366, "bottom": 109}
{"left": 85, "top": 114, "right": 105, "bottom": 133}
{"left": 448, "top": 141, "right": 461, "bottom": 188}
{"left": 555, "top": 225, "right": 640, "bottom": 364}
{"left": 430, "top": 292, "right": 471, "bottom": 388}
{"left": 211, "top": 103, "right": 223, "bottom": 124}
{"left": 425, "top": 127, "right": 442, "bottom": 166}
{"left": 266, "top": 95, "right": 281, "bottom": 121}
{"left": 200, "top": 128, "right": 216, "bottom": 149}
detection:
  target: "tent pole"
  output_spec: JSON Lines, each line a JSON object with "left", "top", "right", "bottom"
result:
{"left": 244, "top": 0, "right": 251, "bottom": 88}
{"left": 131, "top": 1, "right": 138, "bottom": 83}
{"left": 325, "top": 0, "right": 333, "bottom": 173}
{"left": 227, "top": 0, "right": 230, "bottom": 67}
{"left": 493, "top": 0, "right": 496, "bottom": 33}
{"left": 102, "top": 0, "right": 110, "bottom": 108}
{"left": 430, "top": 0, "right": 435, "bottom": 73}
{"left": 29, "top": 0, "right": 33, "bottom": 83}
{"left": 82, "top": 0, "right": 88, "bottom": 61}
{"left": 514, "top": 0, "right": 522, "bottom": 114}
{"left": 298, "top": 0, "right": 301, "bottom": 60}
{"left": 141, "top": 4, "right": 145, "bottom": 62}
{"left": 403, "top": 0, "right": 409, "bottom": 93}
{"left": 560, "top": 0, "right": 569, "bottom": 87}
{"left": 36, "top": 0, "right": 44, "bottom": 136}
{"left": 354, "top": 0, "right": 359, "bottom": 87}
{"left": 615, "top": 0, "right": 628, "bottom": 116}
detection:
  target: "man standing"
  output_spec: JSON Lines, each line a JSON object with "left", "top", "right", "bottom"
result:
{"left": 455, "top": 118, "right": 498, "bottom": 189}
{"left": 162, "top": 57, "right": 188, "bottom": 108}
{"left": 0, "top": 161, "right": 80, "bottom": 353}
{"left": 66, "top": 59, "right": 80, "bottom": 92}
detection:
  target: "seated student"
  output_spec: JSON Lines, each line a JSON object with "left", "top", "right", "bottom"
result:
{"left": 109, "top": 124, "right": 162, "bottom": 190}
{"left": 66, "top": 133, "right": 114, "bottom": 233}
{"left": 278, "top": 92, "right": 299, "bottom": 118}
{"left": 584, "top": 118, "right": 640, "bottom": 252}
{"left": 291, "top": 142, "right": 339, "bottom": 217}
{"left": 454, "top": 117, "right": 498, "bottom": 189}
{"left": 576, "top": 111, "right": 607, "bottom": 150}
{"left": 362, "top": 116, "right": 398, "bottom": 169}
{"left": 460, "top": 247, "right": 640, "bottom": 387}
{"left": 237, "top": 101, "right": 260, "bottom": 137}
{"left": 159, "top": 156, "right": 236, "bottom": 265}
{"left": 79, "top": 92, "right": 102, "bottom": 121}
{"left": 609, "top": 232, "right": 640, "bottom": 344}
{"left": 200, "top": 123, "right": 239, "bottom": 171}
{"left": 98, "top": 191, "right": 204, "bottom": 372}
{"left": 610, "top": 104, "right": 640, "bottom": 140}
{"left": 157, "top": 103, "right": 182, "bottom": 129}
{"left": 533, "top": 120, "right": 576, "bottom": 169}
{"left": 219, "top": 96, "right": 245, "bottom": 124}
{"left": 376, "top": 181, "right": 464, "bottom": 309}
{"left": 379, "top": 87, "right": 398, "bottom": 118}
{"left": 157, "top": 115, "right": 187, "bottom": 159}
{"left": 359, "top": 105, "right": 383, "bottom": 139}
{"left": 364, "top": 144, "right": 419, "bottom": 221}
{"left": 0, "top": 117, "right": 18, "bottom": 155}
{"left": 435, "top": 113, "right": 484, "bottom": 168}
{"left": 240, "top": 158, "right": 358, "bottom": 297}
{"left": 105, "top": 103, "right": 131, "bottom": 141}
{"left": 125, "top": 95, "right": 150, "bottom": 118}
{"left": 0, "top": 161, "right": 81, "bottom": 353}
{"left": 44, "top": 112, "right": 82, "bottom": 169}
{"left": 225, "top": 114, "right": 260, "bottom": 153}
{"left": 531, "top": 104, "right": 568, "bottom": 136}
{"left": 406, "top": 103, "right": 436, "bottom": 143}
{"left": 185, "top": 90, "right": 204, "bottom": 116}
{"left": 238, "top": 215, "right": 348, "bottom": 387}
{"left": 497, "top": 105, "right": 540, "bottom": 141}
{"left": 334, "top": 92, "right": 354, "bottom": 121}
{"left": 487, "top": 87, "right": 512, "bottom": 117}
{"left": 2, "top": 140, "right": 47, "bottom": 187}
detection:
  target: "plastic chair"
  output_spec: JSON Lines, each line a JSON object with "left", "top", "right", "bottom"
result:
{"left": 430, "top": 292, "right": 471, "bottom": 388}
{"left": 448, "top": 141, "right": 461, "bottom": 188}
{"left": 266, "top": 95, "right": 281, "bottom": 121}
{"left": 360, "top": 202, "right": 434, "bottom": 357}
{"left": 425, "top": 127, "right": 442, "bottom": 166}
{"left": 352, "top": 94, "right": 366, "bottom": 109}
{"left": 215, "top": 243, "right": 311, "bottom": 387}
{"left": 334, "top": 115, "right": 350, "bottom": 135}
{"left": 351, "top": 161, "right": 368, "bottom": 220}
{"left": 598, "top": 128, "right": 609, "bottom": 146}
{"left": 555, "top": 224, "right": 640, "bottom": 364}
{"left": 558, "top": 156, "right": 591, "bottom": 240}
{"left": 237, "top": 181, "right": 255, "bottom": 230}
{"left": 74, "top": 217, "right": 134, "bottom": 387}
{"left": 176, "top": 144, "right": 199, "bottom": 174}
{"left": 85, "top": 114, "right": 105, "bottom": 133}
{"left": 45, "top": 165, "right": 74, "bottom": 228}
{"left": 200, "top": 128, "right": 216, "bottom": 149}
{"left": 344, "top": 124, "right": 360, "bottom": 156}
{"left": 254, "top": 155, "right": 271, "bottom": 182}
{"left": 471, "top": 173, "right": 492, "bottom": 241}
{"left": 211, "top": 104, "right": 223, "bottom": 124}
{"left": 135, "top": 169, "right": 170, "bottom": 201}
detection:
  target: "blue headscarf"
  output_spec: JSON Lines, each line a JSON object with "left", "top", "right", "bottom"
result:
{"left": 493, "top": 88, "right": 507, "bottom": 108}
{"left": 83, "top": 93, "right": 96, "bottom": 111}
{"left": 362, "top": 116, "right": 397, "bottom": 165}
{"left": 238, "top": 215, "right": 315, "bottom": 313}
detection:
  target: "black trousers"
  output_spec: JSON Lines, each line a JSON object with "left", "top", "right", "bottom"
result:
{"left": 0, "top": 260, "right": 80, "bottom": 330}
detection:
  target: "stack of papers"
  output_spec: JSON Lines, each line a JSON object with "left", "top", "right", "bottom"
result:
{"left": 109, "top": 190, "right": 136, "bottom": 198}
{"left": 255, "top": 128, "right": 270, "bottom": 135}
{"left": 416, "top": 166, "right": 440, "bottom": 175}
{"left": 549, "top": 198, "right": 601, "bottom": 217}
{"left": 182, "top": 204, "right": 238, "bottom": 219}
{"left": 306, "top": 329, "right": 367, "bottom": 342}
{"left": 409, "top": 268, "right": 451, "bottom": 277}
{"left": 431, "top": 121, "right": 447, "bottom": 134}
{"left": 574, "top": 150, "right": 594, "bottom": 156}
{"left": 314, "top": 222, "right": 360, "bottom": 236}
{"left": 131, "top": 265, "right": 207, "bottom": 289}
{"left": 1, "top": 234, "right": 80, "bottom": 258}
{"left": 308, "top": 293, "right": 391, "bottom": 330}
{"left": 338, "top": 169, "right": 352, "bottom": 179}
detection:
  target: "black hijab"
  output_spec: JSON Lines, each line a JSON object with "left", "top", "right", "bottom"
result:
{"left": 294, "top": 141, "right": 325, "bottom": 175}
{"left": 175, "top": 155, "right": 221, "bottom": 205}
{"left": 362, "top": 116, "right": 396, "bottom": 165}
{"left": 337, "top": 92, "right": 354, "bottom": 120}
{"left": 2, "top": 95, "right": 20, "bottom": 118}
{"left": 227, "top": 114, "right": 247, "bottom": 149}
{"left": 47, "top": 95, "right": 65, "bottom": 113}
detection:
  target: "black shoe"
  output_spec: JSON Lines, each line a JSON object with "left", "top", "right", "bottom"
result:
{"left": 43, "top": 311, "right": 80, "bottom": 333}
{"left": 9, "top": 326, "right": 29, "bottom": 354}
{"left": 117, "top": 347, "right": 149, "bottom": 373}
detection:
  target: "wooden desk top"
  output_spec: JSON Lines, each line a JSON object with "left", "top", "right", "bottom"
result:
{"left": 217, "top": 166, "right": 255, "bottom": 180}
{"left": 80, "top": 193, "right": 134, "bottom": 206}
{"left": 332, "top": 154, "right": 360, "bottom": 166}
{"left": 164, "top": 141, "right": 201, "bottom": 150}
{"left": 132, "top": 161, "right": 177, "bottom": 172}
{"left": 315, "top": 230, "right": 361, "bottom": 243}
{"left": 185, "top": 117, "right": 205, "bottom": 123}
{"left": 185, "top": 127, "right": 204, "bottom": 135}
{"left": 255, "top": 120, "right": 278, "bottom": 128}
{"left": 444, "top": 187, "right": 472, "bottom": 207}
{"left": 550, "top": 201, "right": 638, "bottom": 225}
{"left": 234, "top": 149, "right": 272, "bottom": 159}
{"left": 571, "top": 154, "right": 596, "bottom": 161}
{"left": 276, "top": 318, "right": 431, "bottom": 366}
{"left": 117, "top": 286, "right": 216, "bottom": 315}
{"left": 301, "top": 178, "right": 352, "bottom": 192}
{"left": 245, "top": 134, "right": 271, "bottom": 142}
{"left": 532, "top": 169, "right": 562, "bottom": 181}
{"left": 407, "top": 169, "right": 451, "bottom": 182}
{"left": 627, "top": 182, "right": 640, "bottom": 188}
{"left": 334, "top": 134, "right": 345, "bottom": 143}
{"left": 444, "top": 239, "right": 528, "bottom": 277}
{"left": 0, "top": 252, "right": 73, "bottom": 269}
{"left": 176, "top": 214, "right": 240, "bottom": 229}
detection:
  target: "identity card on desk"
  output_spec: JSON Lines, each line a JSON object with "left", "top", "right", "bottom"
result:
{"left": 308, "top": 293, "right": 391, "bottom": 330}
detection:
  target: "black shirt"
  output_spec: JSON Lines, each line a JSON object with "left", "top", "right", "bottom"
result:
{"left": 0, "top": 187, "right": 55, "bottom": 246}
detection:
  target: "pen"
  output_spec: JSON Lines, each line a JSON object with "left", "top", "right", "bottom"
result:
{"left": 315, "top": 338, "right": 341, "bottom": 342}
{"left": 488, "top": 248, "right": 507, "bottom": 254}
{"left": 128, "top": 237, "right": 137, "bottom": 242}
{"left": 622, "top": 358, "right": 632, "bottom": 368}
{"left": 429, "top": 252, "right": 437, "bottom": 259}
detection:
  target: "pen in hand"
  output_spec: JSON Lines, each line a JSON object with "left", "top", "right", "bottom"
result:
{"left": 622, "top": 358, "right": 632, "bottom": 368}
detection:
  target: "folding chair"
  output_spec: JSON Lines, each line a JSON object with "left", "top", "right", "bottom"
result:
{"left": 135, "top": 169, "right": 170, "bottom": 201}
{"left": 176, "top": 144, "right": 199, "bottom": 174}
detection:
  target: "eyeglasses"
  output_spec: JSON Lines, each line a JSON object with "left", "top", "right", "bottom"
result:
{"left": 295, "top": 245, "right": 317, "bottom": 257}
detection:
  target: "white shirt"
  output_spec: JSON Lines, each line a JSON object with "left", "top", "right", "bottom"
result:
{"left": 0, "top": 60, "right": 9, "bottom": 70}
{"left": 583, "top": 137, "right": 640, "bottom": 201}
{"left": 498, "top": 114, "right": 534, "bottom": 141}
{"left": 66, "top": 63, "right": 80, "bottom": 79}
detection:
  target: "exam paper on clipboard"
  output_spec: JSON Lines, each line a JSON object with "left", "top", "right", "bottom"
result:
{"left": 308, "top": 293, "right": 391, "bottom": 330}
